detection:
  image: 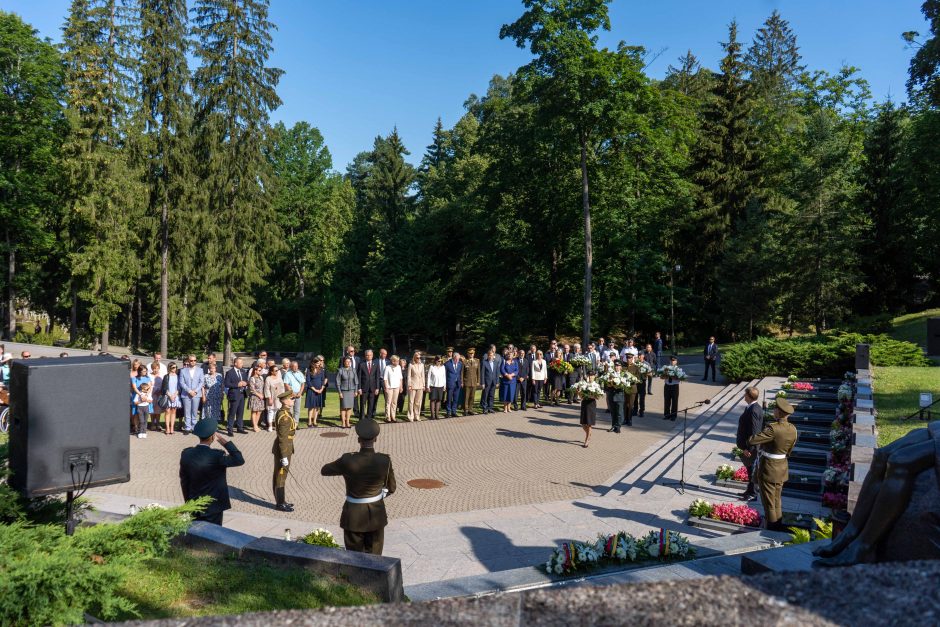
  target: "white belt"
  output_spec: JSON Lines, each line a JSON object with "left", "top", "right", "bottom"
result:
{"left": 762, "top": 452, "right": 786, "bottom": 460}
{"left": 345, "top": 491, "right": 387, "bottom": 504}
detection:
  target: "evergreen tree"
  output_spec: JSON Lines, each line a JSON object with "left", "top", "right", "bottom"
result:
{"left": 662, "top": 50, "right": 714, "bottom": 101}
{"left": 138, "top": 0, "right": 193, "bottom": 354}
{"left": 191, "top": 0, "right": 283, "bottom": 364}
{"left": 905, "top": 0, "right": 940, "bottom": 108}
{"left": 745, "top": 10, "right": 804, "bottom": 95}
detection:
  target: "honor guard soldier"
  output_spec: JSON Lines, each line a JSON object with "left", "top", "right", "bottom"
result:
{"left": 321, "top": 419, "right": 396, "bottom": 555}
{"left": 749, "top": 397, "right": 798, "bottom": 531}
{"left": 273, "top": 390, "right": 296, "bottom": 512}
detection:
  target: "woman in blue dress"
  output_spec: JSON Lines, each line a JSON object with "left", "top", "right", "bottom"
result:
{"left": 202, "top": 362, "right": 224, "bottom": 421}
{"left": 304, "top": 356, "right": 327, "bottom": 427}
{"left": 500, "top": 353, "right": 519, "bottom": 413}
{"left": 130, "top": 363, "right": 151, "bottom": 434}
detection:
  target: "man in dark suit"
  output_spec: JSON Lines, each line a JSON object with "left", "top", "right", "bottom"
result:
{"left": 223, "top": 356, "right": 249, "bottom": 435}
{"left": 443, "top": 350, "right": 463, "bottom": 417}
{"left": 179, "top": 418, "right": 245, "bottom": 525}
{"left": 357, "top": 349, "right": 380, "bottom": 419}
{"left": 516, "top": 350, "right": 530, "bottom": 411}
{"left": 703, "top": 336, "right": 719, "bottom": 382}
{"left": 480, "top": 348, "right": 500, "bottom": 414}
{"left": 345, "top": 345, "right": 360, "bottom": 417}
{"left": 653, "top": 332, "right": 664, "bottom": 369}
{"left": 544, "top": 340, "right": 559, "bottom": 402}
{"left": 321, "top": 419, "right": 396, "bottom": 555}
{"left": 736, "top": 386, "right": 764, "bottom": 501}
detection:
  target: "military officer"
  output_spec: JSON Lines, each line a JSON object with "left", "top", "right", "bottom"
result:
{"left": 624, "top": 354, "right": 640, "bottom": 427}
{"left": 749, "top": 397, "right": 798, "bottom": 531}
{"left": 272, "top": 390, "right": 296, "bottom": 512}
{"left": 462, "top": 347, "right": 481, "bottom": 416}
{"left": 321, "top": 419, "right": 396, "bottom": 555}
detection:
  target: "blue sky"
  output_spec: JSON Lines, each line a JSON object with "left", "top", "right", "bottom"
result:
{"left": 4, "top": 1, "right": 928, "bottom": 169}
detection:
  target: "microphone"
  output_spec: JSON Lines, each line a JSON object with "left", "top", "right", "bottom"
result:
{"left": 703, "top": 399, "right": 711, "bottom": 404}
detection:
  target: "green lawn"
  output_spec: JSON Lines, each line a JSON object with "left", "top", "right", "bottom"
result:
{"left": 873, "top": 366, "right": 940, "bottom": 446}
{"left": 110, "top": 547, "right": 375, "bottom": 621}
{"left": 887, "top": 308, "right": 940, "bottom": 350}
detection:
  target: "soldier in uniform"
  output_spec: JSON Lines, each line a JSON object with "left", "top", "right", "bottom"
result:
{"left": 462, "top": 347, "right": 480, "bottom": 416}
{"left": 624, "top": 354, "right": 640, "bottom": 427}
{"left": 321, "top": 419, "right": 396, "bottom": 555}
{"left": 272, "top": 390, "right": 296, "bottom": 512}
{"left": 749, "top": 397, "right": 798, "bottom": 531}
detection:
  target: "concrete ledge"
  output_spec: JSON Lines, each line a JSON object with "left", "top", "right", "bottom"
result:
{"left": 176, "top": 521, "right": 257, "bottom": 555}
{"left": 243, "top": 536, "right": 403, "bottom": 603}
{"left": 740, "top": 539, "right": 827, "bottom": 575}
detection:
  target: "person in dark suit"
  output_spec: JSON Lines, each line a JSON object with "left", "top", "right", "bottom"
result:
{"left": 480, "top": 348, "right": 500, "bottom": 414}
{"left": 223, "top": 356, "right": 249, "bottom": 435}
{"left": 516, "top": 350, "right": 530, "bottom": 411}
{"left": 736, "top": 386, "right": 764, "bottom": 501}
{"left": 643, "top": 343, "right": 657, "bottom": 395}
{"left": 703, "top": 336, "right": 719, "bottom": 382}
{"left": 179, "top": 418, "right": 245, "bottom": 525}
{"left": 443, "top": 350, "right": 463, "bottom": 417}
{"left": 344, "top": 345, "right": 360, "bottom": 417}
{"left": 357, "top": 349, "right": 381, "bottom": 420}
{"left": 653, "top": 332, "right": 664, "bottom": 370}
{"left": 544, "top": 340, "right": 559, "bottom": 401}
{"left": 321, "top": 419, "right": 396, "bottom": 555}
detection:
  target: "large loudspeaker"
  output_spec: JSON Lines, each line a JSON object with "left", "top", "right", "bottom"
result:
{"left": 8, "top": 356, "right": 130, "bottom": 497}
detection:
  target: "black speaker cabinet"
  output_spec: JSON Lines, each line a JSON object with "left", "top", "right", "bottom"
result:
{"left": 928, "top": 317, "right": 940, "bottom": 357}
{"left": 8, "top": 356, "right": 130, "bottom": 497}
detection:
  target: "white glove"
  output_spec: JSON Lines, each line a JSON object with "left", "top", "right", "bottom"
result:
{"left": 281, "top": 457, "right": 289, "bottom": 467}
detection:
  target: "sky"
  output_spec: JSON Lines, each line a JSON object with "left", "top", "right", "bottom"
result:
{"left": 3, "top": 0, "right": 929, "bottom": 170}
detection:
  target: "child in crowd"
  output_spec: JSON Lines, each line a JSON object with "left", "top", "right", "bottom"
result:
{"left": 134, "top": 382, "right": 152, "bottom": 439}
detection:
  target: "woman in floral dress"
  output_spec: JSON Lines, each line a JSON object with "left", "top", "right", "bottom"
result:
{"left": 202, "top": 362, "right": 224, "bottom": 421}
{"left": 247, "top": 362, "right": 265, "bottom": 432}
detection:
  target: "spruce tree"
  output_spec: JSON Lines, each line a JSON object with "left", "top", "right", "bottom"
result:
{"left": 191, "top": 0, "right": 283, "bottom": 365}
{"left": 139, "top": 0, "right": 193, "bottom": 355}
{"left": 745, "top": 10, "right": 804, "bottom": 95}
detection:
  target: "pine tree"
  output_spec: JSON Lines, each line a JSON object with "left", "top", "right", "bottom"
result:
{"left": 138, "top": 0, "right": 193, "bottom": 355}
{"left": 191, "top": 0, "right": 283, "bottom": 365}
{"left": 745, "top": 10, "right": 804, "bottom": 95}
{"left": 663, "top": 50, "right": 714, "bottom": 101}
{"left": 366, "top": 128, "right": 415, "bottom": 236}
{"left": 60, "top": 0, "right": 143, "bottom": 351}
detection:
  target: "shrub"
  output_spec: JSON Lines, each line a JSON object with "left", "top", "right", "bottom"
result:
{"left": 719, "top": 333, "right": 930, "bottom": 381}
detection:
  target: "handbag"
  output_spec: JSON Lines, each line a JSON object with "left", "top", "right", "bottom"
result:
{"left": 157, "top": 392, "right": 170, "bottom": 410}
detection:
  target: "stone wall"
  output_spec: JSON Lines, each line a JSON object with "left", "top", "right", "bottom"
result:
{"left": 848, "top": 344, "right": 877, "bottom": 513}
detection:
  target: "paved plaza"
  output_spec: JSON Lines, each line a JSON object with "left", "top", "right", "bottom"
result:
{"left": 86, "top": 357, "right": 825, "bottom": 589}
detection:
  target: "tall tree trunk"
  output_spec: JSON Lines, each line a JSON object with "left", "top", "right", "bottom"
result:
{"left": 135, "top": 290, "right": 142, "bottom": 352}
{"left": 297, "top": 271, "right": 305, "bottom": 345}
{"left": 160, "top": 200, "right": 169, "bottom": 356}
{"left": 101, "top": 324, "right": 109, "bottom": 353}
{"left": 70, "top": 283, "right": 78, "bottom": 344}
{"left": 6, "top": 228, "right": 15, "bottom": 340}
{"left": 580, "top": 132, "right": 593, "bottom": 347}
{"left": 223, "top": 318, "right": 233, "bottom": 366}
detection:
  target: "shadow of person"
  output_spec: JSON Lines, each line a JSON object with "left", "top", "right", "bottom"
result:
{"left": 571, "top": 500, "right": 711, "bottom": 538}
{"left": 495, "top": 427, "right": 581, "bottom": 446}
{"left": 460, "top": 525, "right": 555, "bottom": 572}
{"left": 228, "top": 486, "right": 275, "bottom": 510}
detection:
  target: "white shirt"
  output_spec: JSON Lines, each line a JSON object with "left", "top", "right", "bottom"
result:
{"left": 384, "top": 364, "right": 403, "bottom": 390}
{"left": 625, "top": 346, "right": 639, "bottom": 357}
{"left": 427, "top": 365, "right": 446, "bottom": 388}
{"left": 149, "top": 361, "right": 168, "bottom": 378}
{"left": 531, "top": 359, "right": 547, "bottom": 381}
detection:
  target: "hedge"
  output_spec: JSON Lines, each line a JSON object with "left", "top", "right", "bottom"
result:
{"left": 719, "top": 333, "right": 931, "bottom": 382}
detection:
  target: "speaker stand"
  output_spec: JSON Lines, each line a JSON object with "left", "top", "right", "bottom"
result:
{"left": 65, "top": 490, "right": 78, "bottom": 536}
{"left": 663, "top": 406, "right": 700, "bottom": 494}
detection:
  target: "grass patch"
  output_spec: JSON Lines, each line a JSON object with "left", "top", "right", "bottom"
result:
{"left": 888, "top": 308, "right": 940, "bottom": 350}
{"left": 874, "top": 366, "right": 940, "bottom": 446}
{"left": 111, "top": 547, "right": 375, "bottom": 621}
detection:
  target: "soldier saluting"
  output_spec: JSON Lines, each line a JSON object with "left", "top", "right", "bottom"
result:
{"left": 321, "top": 419, "right": 396, "bottom": 555}
{"left": 273, "top": 390, "right": 296, "bottom": 512}
{"left": 749, "top": 397, "right": 798, "bottom": 531}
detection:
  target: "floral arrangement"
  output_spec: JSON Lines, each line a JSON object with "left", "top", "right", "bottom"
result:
{"left": 822, "top": 491, "right": 848, "bottom": 510}
{"left": 550, "top": 358, "right": 574, "bottom": 375}
{"left": 688, "top": 499, "right": 760, "bottom": 527}
{"left": 546, "top": 529, "right": 695, "bottom": 575}
{"left": 788, "top": 374, "right": 798, "bottom": 382}
{"left": 301, "top": 528, "right": 341, "bottom": 548}
{"left": 569, "top": 379, "right": 604, "bottom": 400}
{"left": 656, "top": 365, "right": 688, "bottom": 381}
{"left": 731, "top": 446, "right": 745, "bottom": 459}
{"left": 823, "top": 465, "right": 850, "bottom": 488}
{"left": 634, "top": 360, "right": 653, "bottom": 377}
{"left": 732, "top": 466, "right": 749, "bottom": 482}
{"left": 569, "top": 355, "right": 592, "bottom": 369}
{"left": 844, "top": 371, "right": 856, "bottom": 381}
{"left": 715, "top": 464, "right": 735, "bottom": 481}
{"left": 782, "top": 381, "right": 814, "bottom": 391}
{"left": 837, "top": 383, "right": 854, "bottom": 402}
{"left": 775, "top": 390, "right": 787, "bottom": 398}
{"left": 598, "top": 369, "right": 639, "bottom": 391}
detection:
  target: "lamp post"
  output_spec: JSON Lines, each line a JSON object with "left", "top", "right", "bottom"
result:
{"left": 662, "top": 264, "right": 681, "bottom": 353}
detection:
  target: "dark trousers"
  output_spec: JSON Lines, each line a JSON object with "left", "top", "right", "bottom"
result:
{"left": 344, "top": 528, "right": 385, "bottom": 555}
{"left": 532, "top": 380, "right": 543, "bottom": 404}
{"left": 445, "top": 384, "right": 460, "bottom": 415}
{"left": 634, "top": 386, "right": 646, "bottom": 416}
{"left": 397, "top": 388, "right": 406, "bottom": 413}
{"left": 359, "top": 390, "right": 378, "bottom": 419}
{"left": 195, "top": 511, "right": 223, "bottom": 525}
{"left": 481, "top": 382, "right": 497, "bottom": 411}
{"left": 544, "top": 379, "right": 553, "bottom": 400}
{"left": 624, "top": 393, "right": 636, "bottom": 426}
{"left": 663, "top": 384, "right": 679, "bottom": 419}
{"left": 516, "top": 379, "right": 529, "bottom": 410}
{"left": 227, "top": 395, "right": 245, "bottom": 434}
{"left": 610, "top": 399, "right": 624, "bottom": 430}
{"left": 743, "top": 449, "right": 759, "bottom": 496}
{"left": 703, "top": 359, "right": 717, "bottom": 381}
{"left": 646, "top": 375, "right": 653, "bottom": 394}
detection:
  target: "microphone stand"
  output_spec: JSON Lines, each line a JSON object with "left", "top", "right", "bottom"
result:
{"left": 663, "top": 400, "right": 709, "bottom": 494}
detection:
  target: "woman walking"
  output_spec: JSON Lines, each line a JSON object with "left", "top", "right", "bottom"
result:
{"left": 426, "top": 356, "right": 445, "bottom": 420}
{"left": 531, "top": 350, "right": 546, "bottom": 409}
{"left": 305, "top": 357, "right": 327, "bottom": 427}
{"left": 247, "top": 362, "right": 265, "bottom": 432}
{"left": 407, "top": 352, "right": 426, "bottom": 421}
{"left": 163, "top": 362, "right": 181, "bottom": 435}
{"left": 263, "top": 364, "right": 285, "bottom": 432}
{"left": 202, "top": 362, "right": 224, "bottom": 421}
{"left": 500, "top": 353, "right": 518, "bottom": 413}
{"left": 383, "top": 355, "right": 403, "bottom": 423}
{"left": 337, "top": 356, "right": 359, "bottom": 428}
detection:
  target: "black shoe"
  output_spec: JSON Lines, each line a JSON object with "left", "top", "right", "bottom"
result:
{"left": 738, "top": 493, "right": 757, "bottom": 502}
{"left": 275, "top": 503, "right": 294, "bottom": 512}
{"left": 285, "top": 502, "right": 295, "bottom": 508}
{"left": 608, "top": 427, "right": 615, "bottom": 432}
{"left": 237, "top": 429, "right": 248, "bottom": 434}
{"left": 614, "top": 428, "right": 621, "bottom": 433}
{"left": 227, "top": 431, "right": 234, "bottom": 436}
{"left": 639, "top": 413, "right": 644, "bottom": 417}
{"left": 625, "top": 421, "right": 633, "bottom": 427}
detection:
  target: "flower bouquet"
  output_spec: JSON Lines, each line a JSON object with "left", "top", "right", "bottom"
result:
{"left": 657, "top": 365, "right": 687, "bottom": 381}
{"left": 301, "top": 528, "right": 340, "bottom": 548}
{"left": 710, "top": 502, "right": 761, "bottom": 527}
{"left": 634, "top": 360, "right": 653, "bottom": 378}
{"left": 598, "top": 369, "right": 639, "bottom": 391}
{"left": 688, "top": 498, "right": 713, "bottom": 518}
{"left": 788, "top": 374, "right": 798, "bottom": 382}
{"left": 545, "top": 540, "right": 599, "bottom": 575}
{"left": 595, "top": 532, "right": 639, "bottom": 562}
{"left": 569, "top": 379, "right": 604, "bottom": 400}
{"left": 822, "top": 491, "right": 848, "bottom": 510}
{"left": 731, "top": 446, "right": 745, "bottom": 459}
{"left": 569, "top": 355, "right": 592, "bottom": 369}
{"left": 715, "top": 464, "right": 735, "bottom": 481}
{"left": 775, "top": 390, "right": 787, "bottom": 398}
{"left": 732, "top": 465, "right": 749, "bottom": 482}
{"left": 837, "top": 384, "right": 854, "bottom": 402}
{"left": 793, "top": 382, "right": 814, "bottom": 391}
{"left": 550, "top": 358, "right": 574, "bottom": 375}
{"left": 637, "top": 529, "right": 693, "bottom": 559}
